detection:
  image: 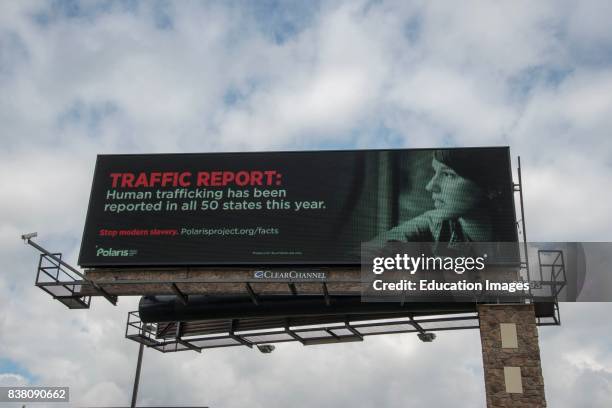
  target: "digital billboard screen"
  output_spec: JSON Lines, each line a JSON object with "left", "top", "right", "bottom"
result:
{"left": 78, "top": 147, "right": 517, "bottom": 267}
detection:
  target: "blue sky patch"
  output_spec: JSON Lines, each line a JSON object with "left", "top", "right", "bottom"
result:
{"left": 507, "top": 65, "right": 574, "bottom": 101}
{"left": 241, "top": 0, "right": 321, "bottom": 45}
{"left": 0, "top": 358, "right": 37, "bottom": 383}
{"left": 403, "top": 14, "right": 422, "bottom": 44}
{"left": 0, "top": 31, "right": 30, "bottom": 77}
{"left": 57, "top": 100, "right": 119, "bottom": 134}
{"left": 30, "top": 0, "right": 174, "bottom": 31}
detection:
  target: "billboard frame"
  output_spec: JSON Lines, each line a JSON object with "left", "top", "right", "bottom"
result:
{"left": 78, "top": 146, "right": 519, "bottom": 268}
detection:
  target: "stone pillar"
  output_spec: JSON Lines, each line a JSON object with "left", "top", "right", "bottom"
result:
{"left": 478, "top": 304, "right": 547, "bottom": 407}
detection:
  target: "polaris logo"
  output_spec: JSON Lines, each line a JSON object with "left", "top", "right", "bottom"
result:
{"left": 96, "top": 247, "right": 131, "bottom": 257}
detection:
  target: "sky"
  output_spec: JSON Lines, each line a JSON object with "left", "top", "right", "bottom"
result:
{"left": 0, "top": 0, "right": 611, "bottom": 406}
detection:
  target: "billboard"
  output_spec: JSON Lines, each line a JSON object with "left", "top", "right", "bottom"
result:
{"left": 78, "top": 147, "right": 517, "bottom": 267}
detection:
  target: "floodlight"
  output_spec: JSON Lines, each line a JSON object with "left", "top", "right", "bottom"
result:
{"left": 417, "top": 332, "right": 436, "bottom": 343}
{"left": 257, "top": 344, "right": 275, "bottom": 354}
{"left": 143, "top": 324, "right": 156, "bottom": 333}
{"left": 21, "top": 232, "right": 38, "bottom": 241}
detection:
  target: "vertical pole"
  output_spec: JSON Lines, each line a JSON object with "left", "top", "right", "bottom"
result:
{"left": 517, "top": 157, "right": 530, "bottom": 282}
{"left": 131, "top": 343, "right": 145, "bottom": 408}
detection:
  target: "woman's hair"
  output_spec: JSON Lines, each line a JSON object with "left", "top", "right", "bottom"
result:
{"left": 433, "top": 148, "right": 516, "bottom": 241}
{"left": 433, "top": 148, "right": 509, "bottom": 195}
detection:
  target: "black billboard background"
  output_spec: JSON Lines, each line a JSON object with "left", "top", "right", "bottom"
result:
{"left": 78, "top": 147, "right": 517, "bottom": 267}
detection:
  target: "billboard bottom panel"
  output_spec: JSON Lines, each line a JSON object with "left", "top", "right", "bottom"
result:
{"left": 138, "top": 295, "right": 556, "bottom": 325}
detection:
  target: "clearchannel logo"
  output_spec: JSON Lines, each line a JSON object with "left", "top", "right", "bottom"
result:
{"left": 253, "top": 270, "right": 327, "bottom": 280}
{"left": 96, "top": 247, "right": 138, "bottom": 257}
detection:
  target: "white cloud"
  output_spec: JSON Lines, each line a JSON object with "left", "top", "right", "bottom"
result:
{"left": 0, "top": 373, "right": 29, "bottom": 387}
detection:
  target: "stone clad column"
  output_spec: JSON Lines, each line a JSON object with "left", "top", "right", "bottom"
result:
{"left": 478, "top": 304, "right": 547, "bottom": 407}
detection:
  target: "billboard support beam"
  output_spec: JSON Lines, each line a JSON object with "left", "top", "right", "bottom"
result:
{"left": 322, "top": 282, "right": 331, "bottom": 306}
{"left": 170, "top": 283, "right": 188, "bottom": 306}
{"left": 517, "top": 156, "right": 529, "bottom": 271}
{"left": 175, "top": 321, "right": 202, "bottom": 353}
{"left": 344, "top": 320, "right": 363, "bottom": 340}
{"left": 178, "top": 339, "right": 202, "bottom": 353}
{"left": 245, "top": 283, "right": 259, "bottom": 305}
{"left": 156, "top": 323, "right": 173, "bottom": 338}
{"left": 514, "top": 156, "right": 532, "bottom": 296}
{"left": 284, "top": 320, "right": 305, "bottom": 344}
{"left": 230, "top": 319, "right": 253, "bottom": 348}
{"left": 409, "top": 316, "right": 426, "bottom": 334}
{"left": 478, "top": 304, "right": 546, "bottom": 407}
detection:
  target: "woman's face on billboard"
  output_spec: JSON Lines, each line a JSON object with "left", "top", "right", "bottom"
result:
{"left": 425, "top": 158, "right": 485, "bottom": 219}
